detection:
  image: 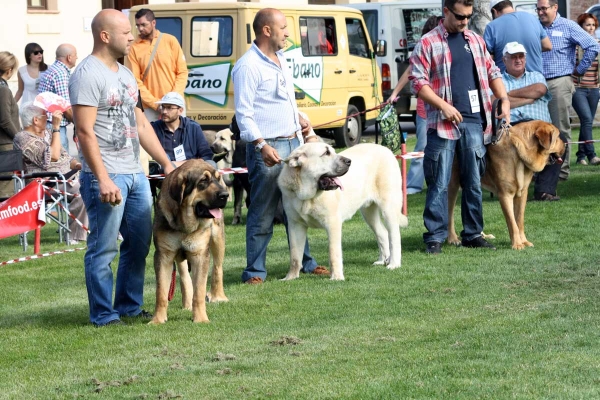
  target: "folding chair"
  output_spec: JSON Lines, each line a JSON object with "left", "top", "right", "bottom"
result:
{"left": 0, "top": 149, "right": 71, "bottom": 251}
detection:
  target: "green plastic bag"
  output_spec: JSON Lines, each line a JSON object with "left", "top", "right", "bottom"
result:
{"left": 377, "top": 103, "right": 401, "bottom": 153}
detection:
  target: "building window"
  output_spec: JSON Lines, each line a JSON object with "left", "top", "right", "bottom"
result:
{"left": 28, "top": 0, "right": 47, "bottom": 9}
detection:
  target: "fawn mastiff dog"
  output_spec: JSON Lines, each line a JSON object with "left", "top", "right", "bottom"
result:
{"left": 448, "top": 120, "right": 565, "bottom": 250}
{"left": 278, "top": 142, "right": 408, "bottom": 281}
{"left": 151, "top": 159, "right": 229, "bottom": 324}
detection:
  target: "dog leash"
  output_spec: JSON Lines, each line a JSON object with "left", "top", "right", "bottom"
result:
{"left": 311, "top": 102, "right": 388, "bottom": 130}
{"left": 490, "top": 98, "right": 510, "bottom": 145}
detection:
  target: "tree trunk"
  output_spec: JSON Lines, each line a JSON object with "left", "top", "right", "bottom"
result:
{"left": 469, "top": 0, "right": 492, "bottom": 36}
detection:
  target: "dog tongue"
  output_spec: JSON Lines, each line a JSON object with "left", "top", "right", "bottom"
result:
{"left": 333, "top": 177, "right": 343, "bottom": 191}
{"left": 209, "top": 209, "right": 223, "bottom": 219}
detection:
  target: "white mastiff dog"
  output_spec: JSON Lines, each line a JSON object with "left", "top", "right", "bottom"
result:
{"left": 278, "top": 142, "right": 408, "bottom": 280}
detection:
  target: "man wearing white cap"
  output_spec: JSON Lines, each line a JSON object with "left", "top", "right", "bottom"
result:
{"left": 150, "top": 92, "right": 214, "bottom": 168}
{"left": 501, "top": 42, "right": 552, "bottom": 123}
{"left": 484, "top": 0, "right": 551, "bottom": 74}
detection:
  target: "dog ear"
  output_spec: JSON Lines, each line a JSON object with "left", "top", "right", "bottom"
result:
{"left": 534, "top": 123, "right": 553, "bottom": 150}
{"left": 169, "top": 170, "right": 185, "bottom": 204}
{"left": 285, "top": 152, "right": 306, "bottom": 168}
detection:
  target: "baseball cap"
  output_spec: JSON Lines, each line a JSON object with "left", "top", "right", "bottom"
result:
{"left": 155, "top": 92, "right": 185, "bottom": 109}
{"left": 502, "top": 42, "right": 527, "bottom": 56}
{"left": 490, "top": 0, "right": 504, "bottom": 11}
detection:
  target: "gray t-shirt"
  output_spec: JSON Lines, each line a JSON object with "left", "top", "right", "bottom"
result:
{"left": 69, "top": 55, "right": 142, "bottom": 174}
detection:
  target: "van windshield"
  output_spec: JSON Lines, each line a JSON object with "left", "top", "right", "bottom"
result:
{"left": 362, "top": 10, "right": 378, "bottom": 48}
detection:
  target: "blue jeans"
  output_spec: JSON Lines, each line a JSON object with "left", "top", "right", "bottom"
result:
{"left": 406, "top": 115, "right": 427, "bottom": 193}
{"left": 572, "top": 87, "right": 599, "bottom": 161}
{"left": 242, "top": 137, "right": 318, "bottom": 282}
{"left": 80, "top": 171, "right": 152, "bottom": 325}
{"left": 423, "top": 123, "right": 486, "bottom": 244}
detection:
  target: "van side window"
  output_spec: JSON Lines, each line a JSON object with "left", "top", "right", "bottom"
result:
{"left": 346, "top": 18, "right": 370, "bottom": 59}
{"left": 156, "top": 17, "right": 183, "bottom": 46}
{"left": 191, "top": 16, "right": 233, "bottom": 57}
{"left": 299, "top": 17, "right": 337, "bottom": 56}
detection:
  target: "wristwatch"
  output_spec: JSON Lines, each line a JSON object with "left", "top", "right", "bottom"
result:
{"left": 255, "top": 140, "right": 267, "bottom": 151}
{"left": 52, "top": 128, "right": 60, "bottom": 133}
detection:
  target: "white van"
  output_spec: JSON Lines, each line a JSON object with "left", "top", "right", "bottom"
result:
{"left": 347, "top": 1, "right": 441, "bottom": 119}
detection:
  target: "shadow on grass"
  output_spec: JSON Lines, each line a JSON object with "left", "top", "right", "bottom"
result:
{"left": 0, "top": 304, "right": 90, "bottom": 329}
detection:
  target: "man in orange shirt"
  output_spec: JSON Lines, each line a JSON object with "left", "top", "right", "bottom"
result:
{"left": 126, "top": 8, "right": 188, "bottom": 122}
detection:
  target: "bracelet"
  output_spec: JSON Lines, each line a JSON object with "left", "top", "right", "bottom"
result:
{"left": 52, "top": 128, "right": 60, "bottom": 133}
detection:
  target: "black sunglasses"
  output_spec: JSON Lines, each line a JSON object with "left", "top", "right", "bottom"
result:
{"left": 448, "top": 8, "right": 473, "bottom": 21}
{"left": 32, "top": 50, "right": 44, "bottom": 56}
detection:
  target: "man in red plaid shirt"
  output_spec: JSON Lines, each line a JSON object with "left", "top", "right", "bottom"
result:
{"left": 409, "top": 0, "right": 511, "bottom": 255}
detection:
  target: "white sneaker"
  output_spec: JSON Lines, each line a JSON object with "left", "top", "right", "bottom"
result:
{"left": 68, "top": 239, "right": 80, "bottom": 245}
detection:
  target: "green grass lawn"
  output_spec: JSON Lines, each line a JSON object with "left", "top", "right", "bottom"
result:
{"left": 1, "top": 129, "right": 600, "bottom": 399}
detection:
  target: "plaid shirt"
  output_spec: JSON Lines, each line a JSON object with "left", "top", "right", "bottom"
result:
{"left": 38, "top": 60, "right": 71, "bottom": 127}
{"left": 409, "top": 22, "right": 502, "bottom": 144}
{"left": 542, "top": 14, "right": 600, "bottom": 79}
{"left": 502, "top": 71, "right": 551, "bottom": 123}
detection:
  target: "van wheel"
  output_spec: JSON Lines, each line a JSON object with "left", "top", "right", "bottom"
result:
{"left": 334, "top": 105, "right": 362, "bottom": 148}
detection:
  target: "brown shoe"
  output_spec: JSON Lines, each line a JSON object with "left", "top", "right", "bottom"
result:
{"left": 311, "top": 266, "right": 330, "bottom": 275}
{"left": 534, "top": 192, "right": 560, "bottom": 201}
{"left": 244, "top": 276, "right": 264, "bottom": 285}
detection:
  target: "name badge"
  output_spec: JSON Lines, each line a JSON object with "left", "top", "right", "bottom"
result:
{"left": 552, "top": 30, "right": 563, "bottom": 37}
{"left": 174, "top": 145, "right": 186, "bottom": 162}
{"left": 468, "top": 89, "right": 480, "bottom": 114}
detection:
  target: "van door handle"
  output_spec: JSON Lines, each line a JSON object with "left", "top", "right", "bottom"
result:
{"left": 334, "top": 69, "right": 343, "bottom": 74}
{"left": 349, "top": 69, "right": 356, "bottom": 73}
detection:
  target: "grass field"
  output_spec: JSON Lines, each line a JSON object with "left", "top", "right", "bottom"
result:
{"left": 1, "top": 130, "right": 600, "bottom": 399}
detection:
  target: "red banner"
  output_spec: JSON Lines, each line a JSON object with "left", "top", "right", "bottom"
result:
{"left": 0, "top": 180, "right": 45, "bottom": 239}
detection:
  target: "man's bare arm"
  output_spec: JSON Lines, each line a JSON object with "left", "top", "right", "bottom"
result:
{"left": 541, "top": 37, "right": 552, "bottom": 52}
{"left": 507, "top": 83, "right": 547, "bottom": 100}
{"left": 135, "top": 108, "right": 174, "bottom": 175}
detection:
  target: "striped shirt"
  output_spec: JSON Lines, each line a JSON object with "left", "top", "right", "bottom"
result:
{"left": 541, "top": 14, "right": 600, "bottom": 79}
{"left": 502, "top": 71, "right": 551, "bottom": 123}
{"left": 409, "top": 22, "right": 502, "bottom": 143}
{"left": 573, "top": 41, "right": 600, "bottom": 88}
{"left": 232, "top": 43, "right": 300, "bottom": 142}
{"left": 38, "top": 60, "right": 71, "bottom": 127}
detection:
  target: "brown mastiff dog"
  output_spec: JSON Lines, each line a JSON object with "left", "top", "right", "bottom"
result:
{"left": 448, "top": 120, "right": 565, "bottom": 250}
{"left": 151, "top": 159, "right": 229, "bottom": 324}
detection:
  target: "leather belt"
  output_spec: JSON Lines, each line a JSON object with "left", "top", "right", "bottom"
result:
{"left": 546, "top": 74, "right": 570, "bottom": 81}
{"left": 270, "top": 132, "right": 298, "bottom": 140}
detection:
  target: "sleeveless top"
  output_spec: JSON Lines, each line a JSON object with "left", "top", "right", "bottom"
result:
{"left": 18, "top": 65, "right": 43, "bottom": 104}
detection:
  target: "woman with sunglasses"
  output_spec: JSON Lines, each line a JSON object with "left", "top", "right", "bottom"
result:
{"left": 572, "top": 13, "right": 600, "bottom": 166}
{"left": 14, "top": 43, "right": 48, "bottom": 104}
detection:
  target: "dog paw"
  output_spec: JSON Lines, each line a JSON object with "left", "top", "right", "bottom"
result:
{"left": 206, "top": 293, "right": 229, "bottom": 303}
{"left": 148, "top": 317, "right": 167, "bottom": 325}
{"left": 231, "top": 217, "right": 240, "bottom": 225}
{"left": 192, "top": 317, "right": 210, "bottom": 323}
{"left": 524, "top": 241, "right": 534, "bottom": 247}
{"left": 372, "top": 260, "right": 385, "bottom": 266}
{"left": 447, "top": 236, "right": 461, "bottom": 246}
{"left": 386, "top": 264, "right": 401, "bottom": 270}
{"left": 280, "top": 274, "right": 299, "bottom": 281}
{"left": 329, "top": 274, "right": 345, "bottom": 281}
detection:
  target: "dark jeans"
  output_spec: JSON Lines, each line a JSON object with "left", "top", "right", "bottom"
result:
{"left": 423, "top": 123, "right": 486, "bottom": 244}
{"left": 534, "top": 132, "right": 568, "bottom": 195}
{"left": 572, "top": 87, "right": 599, "bottom": 161}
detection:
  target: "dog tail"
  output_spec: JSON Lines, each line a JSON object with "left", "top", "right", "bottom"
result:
{"left": 398, "top": 213, "right": 409, "bottom": 228}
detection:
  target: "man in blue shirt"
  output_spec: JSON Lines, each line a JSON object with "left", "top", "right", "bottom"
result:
{"left": 501, "top": 42, "right": 552, "bottom": 123}
{"left": 484, "top": 0, "right": 551, "bottom": 74}
{"left": 534, "top": 0, "right": 599, "bottom": 200}
{"left": 232, "top": 8, "right": 327, "bottom": 284}
{"left": 150, "top": 92, "right": 214, "bottom": 168}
